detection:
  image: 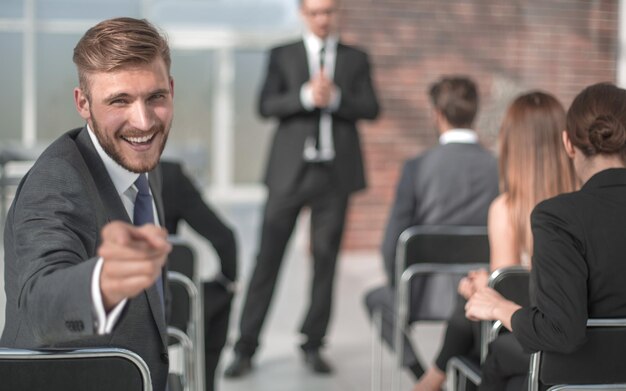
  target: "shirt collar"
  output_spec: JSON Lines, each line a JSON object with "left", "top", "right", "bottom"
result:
{"left": 439, "top": 129, "right": 478, "bottom": 145}
{"left": 86, "top": 124, "right": 140, "bottom": 195}
{"left": 303, "top": 31, "right": 338, "bottom": 54}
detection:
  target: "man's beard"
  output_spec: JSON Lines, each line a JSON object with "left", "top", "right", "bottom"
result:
{"left": 91, "top": 111, "right": 170, "bottom": 173}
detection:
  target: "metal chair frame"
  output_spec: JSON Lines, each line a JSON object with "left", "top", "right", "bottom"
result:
{"left": 0, "top": 347, "right": 152, "bottom": 390}
{"left": 529, "top": 319, "right": 626, "bottom": 391}
{"left": 167, "top": 270, "right": 201, "bottom": 391}
{"left": 166, "top": 236, "right": 205, "bottom": 391}
{"left": 388, "top": 225, "right": 490, "bottom": 391}
{"left": 446, "top": 265, "right": 530, "bottom": 391}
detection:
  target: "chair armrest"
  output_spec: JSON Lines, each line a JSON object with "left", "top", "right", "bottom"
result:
{"left": 447, "top": 355, "right": 481, "bottom": 390}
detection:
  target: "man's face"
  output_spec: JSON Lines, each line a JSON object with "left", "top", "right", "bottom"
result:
{"left": 301, "top": 0, "right": 338, "bottom": 39}
{"left": 74, "top": 58, "right": 174, "bottom": 173}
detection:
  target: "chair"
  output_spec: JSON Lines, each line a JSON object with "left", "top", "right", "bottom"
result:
{"left": 0, "top": 347, "right": 151, "bottom": 390}
{"left": 383, "top": 225, "right": 490, "bottom": 391}
{"left": 528, "top": 318, "right": 626, "bottom": 391}
{"left": 447, "top": 266, "right": 530, "bottom": 391}
{"left": 167, "top": 237, "right": 204, "bottom": 391}
{"left": 167, "top": 271, "right": 199, "bottom": 391}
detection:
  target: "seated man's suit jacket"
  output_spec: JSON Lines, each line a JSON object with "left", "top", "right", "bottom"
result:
{"left": 381, "top": 142, "right": 499, "bottom": 285}
{"left": 1, "top": 127, "right": 170, "bottom": 391}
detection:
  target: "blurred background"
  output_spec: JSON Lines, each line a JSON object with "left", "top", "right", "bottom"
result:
{"left": 0, "top": 1, "right": 623, "bottom": 388}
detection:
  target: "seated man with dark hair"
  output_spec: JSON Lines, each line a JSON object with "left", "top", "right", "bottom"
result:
{"left": 364, "top": 76, "right": 498, "bottom": 380}
{"left": 161, "top": 160, "right": 237, "bottom": 391}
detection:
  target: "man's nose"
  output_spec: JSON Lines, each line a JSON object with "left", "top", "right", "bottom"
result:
{"left": 128, "top": 102, "right": 154, "bottom": 131}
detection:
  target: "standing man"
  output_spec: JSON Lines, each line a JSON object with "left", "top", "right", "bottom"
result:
{"left": 1, "top": 18, "right": 174, "bottom": 391}
{"left": 224, "top": 0, "right": 379, "bottom": 377}
{"left": 364, "top": 76, "right": 499, "bottom": 381}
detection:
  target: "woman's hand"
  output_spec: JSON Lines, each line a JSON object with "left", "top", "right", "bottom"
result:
{"left": 457, "top": 268, "right": 490, "bottom": 300}
{"left": 465, "top": 287, "right": 521, "bottom": 331}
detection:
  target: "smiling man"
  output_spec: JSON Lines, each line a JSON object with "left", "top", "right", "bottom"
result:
{"left": 1, "top": 18, "right": 174, "bottom": 391}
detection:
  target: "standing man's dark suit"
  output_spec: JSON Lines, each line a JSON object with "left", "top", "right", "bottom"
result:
{"left": 160, "top": 160, "right": 237, "bottom": 391}
{"left": 259, "top": 40, "right": 379, "bottom": 196}
{"left": 1, "top": 127, "right": 170, "bottom": 391}
{"left": 226, "top": 15, "right": 379, "bottom": 374}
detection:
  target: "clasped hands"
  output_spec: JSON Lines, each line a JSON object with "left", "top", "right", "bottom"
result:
{"left": 308, "top": 70, "right": 337, "bottom": 109}
{"left": 98, "top": 221, "right": 172, "bottom": 311}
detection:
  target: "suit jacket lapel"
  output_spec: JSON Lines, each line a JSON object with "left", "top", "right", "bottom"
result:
{"left": 148, "top": 164, "right": 169, "bottom": 347}
{"left": 296, "top": 41, "right": 311, "bottom": 83}
{"left": 333, "top": 42, "right": 347, "bottom": 84}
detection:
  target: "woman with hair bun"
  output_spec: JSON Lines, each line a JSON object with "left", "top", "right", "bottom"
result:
{"left": 466, "top": 82, "right": 626, "bottom": 390}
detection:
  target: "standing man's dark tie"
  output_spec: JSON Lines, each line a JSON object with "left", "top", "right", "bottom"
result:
{"left": 304, "top": 44, "right": 335, "bottom": 162}
{"left": 133, "top": 173, "right": 165, "bottom": 310}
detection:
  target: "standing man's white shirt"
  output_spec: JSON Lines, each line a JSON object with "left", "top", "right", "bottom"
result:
{"left": 300, "top": 31, "right": 341, "bottom": 161}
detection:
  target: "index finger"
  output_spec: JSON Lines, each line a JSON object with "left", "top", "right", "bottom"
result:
{"left": 131, "top": 224, "right": 172, "bottom": 252}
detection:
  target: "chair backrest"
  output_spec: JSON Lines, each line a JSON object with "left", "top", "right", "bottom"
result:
{"left": 392, "top": 226, "right": 489, "bottom": 391}
{"left": 0, "top": 347, "right": 151, "bottom": 391}
{"left": 529, "top": 319, "right": 626, "bottom": 391}
{"left": 396, "top": 225, "right": 489, "bottom": 322}
{"left": 489, "top": 266, "right": 531, "bottom": 308}
{"left": 396, "top": 225, "right": 489, "bottom": 287}
{"left": 481, "top": 266, "right": 530, "bottom": 362}
{"left": 167, "top": 237, "right": 196, "bottom": 280}
{"left": 166, "top": 237, "right": 197, "bottom": 332}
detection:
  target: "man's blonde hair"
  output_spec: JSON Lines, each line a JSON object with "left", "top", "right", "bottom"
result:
{"left": 73, "top": 17, "right": 171, "bottom": 97}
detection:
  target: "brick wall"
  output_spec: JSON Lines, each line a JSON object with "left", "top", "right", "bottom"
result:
{"left": 338, "top": 0, "right": 618, "bottom": 250}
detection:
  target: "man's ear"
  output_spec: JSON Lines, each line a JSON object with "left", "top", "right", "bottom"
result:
{"left": 562, "top": 130, "right": 575, "bottom": 158}
{"left": 74, "top": 87, "right": 91, "bottom": 121}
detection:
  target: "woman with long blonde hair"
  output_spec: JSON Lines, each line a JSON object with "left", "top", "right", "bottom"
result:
{"left": 413, "top": 91, "right": 577, "bottom": 391}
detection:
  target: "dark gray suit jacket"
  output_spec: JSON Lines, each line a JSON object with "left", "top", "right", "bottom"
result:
{"left": 381, "top": 142, "right": 499, "bottom": 284}
{"left": 1, "top": 127, "right": 170, "bottom": 391}
{"left": 259, "top": 39, "right": 380, "bottom": 196}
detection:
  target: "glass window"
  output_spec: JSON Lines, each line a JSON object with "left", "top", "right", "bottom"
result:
{"left": 149, "top": 1, "right": 294, "bottom": 29}
{"left": 162, "top": 49, "right": 215, "bottom": 185}
{"left": 35, "top": 0, "right": 140, "bottom": 20}
{"left": 0, "top": 33, "right": 23, "bottom": 142}
{"left": 0, "top": 0, "right": 23, "bottom": 18}
{"left": 36, "top": 33, "right": 84, "bottom": 142}
{"left": 233, "top": 49, "right": 274, "bottom": 184}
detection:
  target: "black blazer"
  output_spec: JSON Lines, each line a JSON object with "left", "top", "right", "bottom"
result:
{"left": 160, "top": 160, "right": 237, "bottom": 281}
{"left": 258, "top": 39, "right": 380, "bottom": 196}
{"left": 1, "top": 127, "right": 170, "bottom": 391}
{"left": 512, "top": 168, "right": 626, "bottom": 354}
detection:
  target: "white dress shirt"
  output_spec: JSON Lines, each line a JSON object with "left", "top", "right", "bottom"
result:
{"left": 439, "top": 128, "right": 479, "bottom": 145}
